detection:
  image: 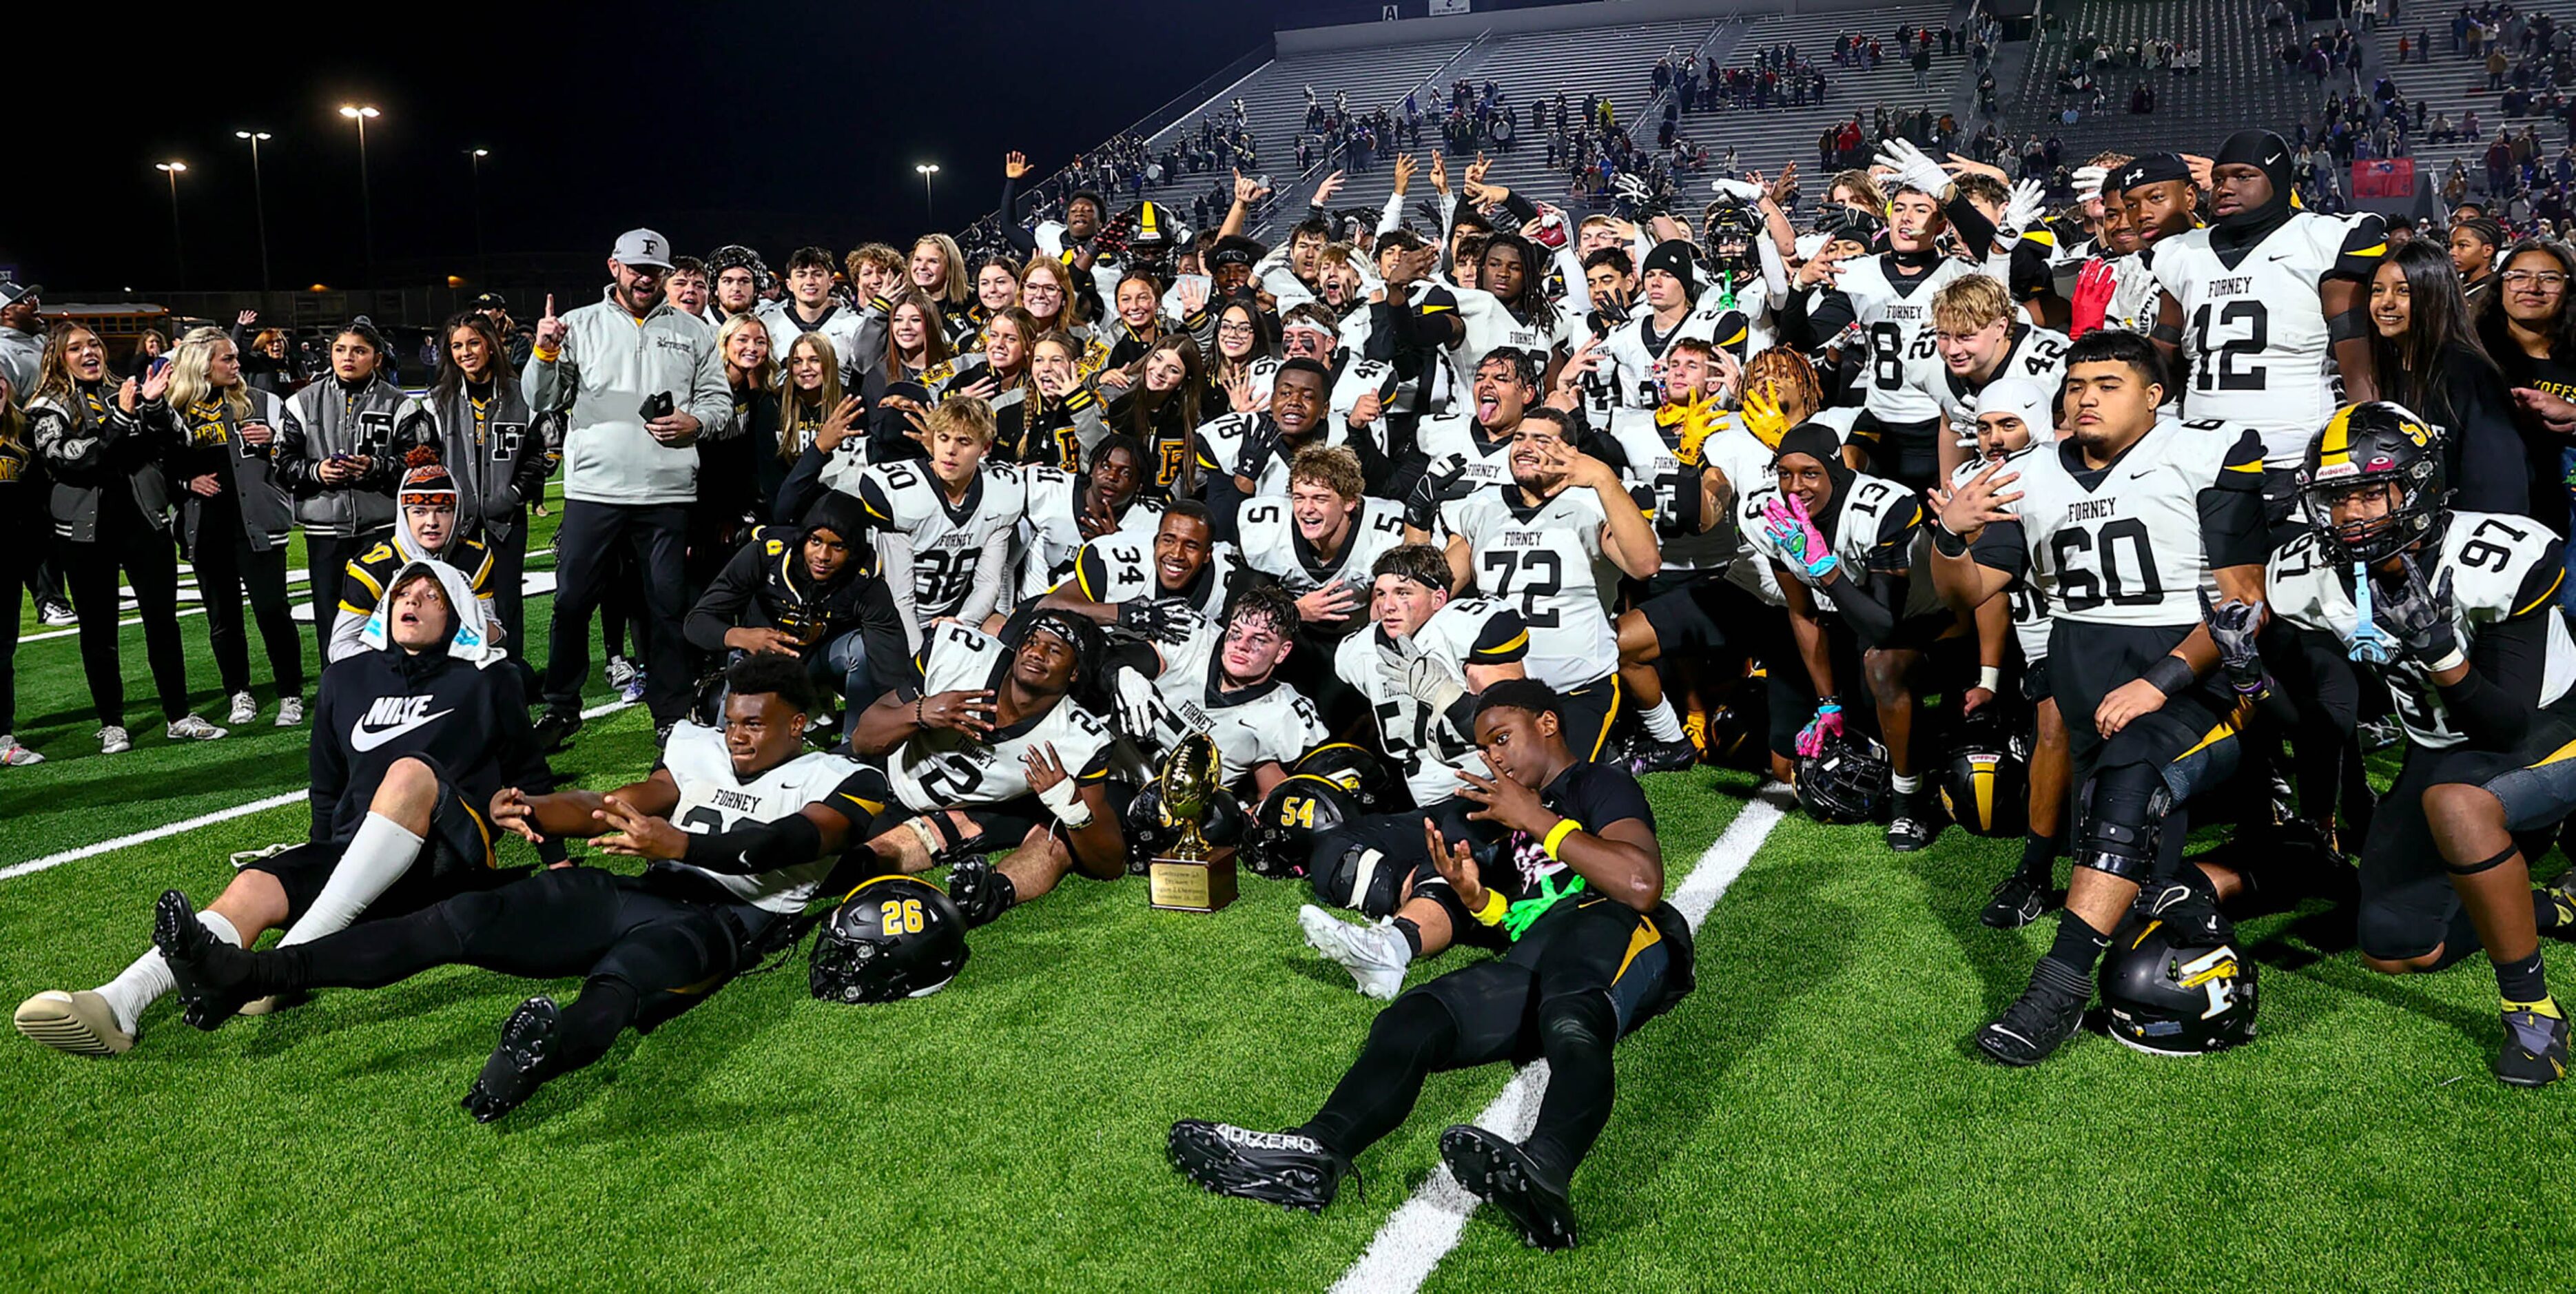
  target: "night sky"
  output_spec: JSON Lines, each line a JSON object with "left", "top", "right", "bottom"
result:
{"left": 7, "top": 1, "right": 1284, "bottom": 295}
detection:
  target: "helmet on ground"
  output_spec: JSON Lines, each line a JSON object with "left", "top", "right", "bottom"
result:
{"left": 2100, "top": 882, "right": 2258, "bottom": 1055}
{"left": 1795, "top": 732, "right": 1890, "bottom": 825}
{"left": 809, "top": 876, "right": 970, "bottom": 1004}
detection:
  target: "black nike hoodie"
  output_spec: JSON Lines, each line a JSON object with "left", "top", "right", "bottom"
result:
{"left": 307, "top": 609, "right": 557, "bottom": 851}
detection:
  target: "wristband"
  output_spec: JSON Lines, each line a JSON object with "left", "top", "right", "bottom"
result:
{"left": 1930, "top": 522, "right": 1970, "bottom": 558}
{"left": 2140, "top": 653, "right": 2198, "bottom": 697}
{"left": 1038, "top": 777, "right": 1093, "bottom": 828}
{"left": 533, "top": 345, "right": 561, "bottom": 363}
{"left": 1978, "top": 666, "right": 2003, "bottom": 693}
{"left": 2425, "top": 646, "right": 2468, "bottom": 675}
{"left": 1541, "top": 817, "right": 1584, "bottom": 861}
{"left": 1471, "top": 889, "right": 1508, "bottom": 926}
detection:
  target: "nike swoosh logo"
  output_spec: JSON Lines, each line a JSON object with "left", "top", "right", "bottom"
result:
{"left": 350, "top": 708, "right": 455, "bottom": 752}
{"left": 2264, "top": 152, "right": 2282, "bottom": 165}
{"left": 2129, "top": 468, "right": 2155, "bottom": 478}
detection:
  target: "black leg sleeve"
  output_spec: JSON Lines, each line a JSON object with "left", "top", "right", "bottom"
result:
{"left": 1297, "top": 992, "right": 1465, "bottom": 1159}
{"left": 1519, "top": 988, "right": 1622, "bottom": 1187}
{"left": 552, "top": 976, "right": 642, "bottom": 1075}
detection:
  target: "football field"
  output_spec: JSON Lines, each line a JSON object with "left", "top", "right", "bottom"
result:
{"left": 3, "top": 504, "right": 2570, "bottom": 1291}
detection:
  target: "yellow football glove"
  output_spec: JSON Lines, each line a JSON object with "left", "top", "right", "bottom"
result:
{"left": 1741, "top": 384, "right": 1791, "bottom": 449}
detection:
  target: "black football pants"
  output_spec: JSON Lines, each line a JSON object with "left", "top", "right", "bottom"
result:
{"left": 1298, "top": 894, "right": 1671, "bottom": 1187}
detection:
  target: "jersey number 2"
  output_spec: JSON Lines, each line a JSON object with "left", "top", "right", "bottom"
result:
{"left": 2190, "top": 301, "right": 2269, "bottom": 392}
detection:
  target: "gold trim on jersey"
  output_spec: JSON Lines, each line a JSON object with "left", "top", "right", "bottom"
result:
{"left": 2520, "top": 571, "right": 2566, "bottom": 618}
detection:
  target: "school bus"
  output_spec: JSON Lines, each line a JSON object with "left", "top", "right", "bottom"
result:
{"left": 38, "top": 303, "right": 176, "bottom": 361}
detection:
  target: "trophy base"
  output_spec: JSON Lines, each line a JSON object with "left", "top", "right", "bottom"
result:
{"left": 1147, "top": 850, "right": 1237, "bottom": 913}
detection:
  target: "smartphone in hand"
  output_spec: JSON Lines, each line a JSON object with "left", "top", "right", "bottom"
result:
{"left": 639, "top": 391, "right": 675, "bottom": 421}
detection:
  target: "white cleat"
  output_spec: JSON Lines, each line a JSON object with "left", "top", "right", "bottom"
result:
{"left": 97, "top": 726, "right": 131, "bottom": 755}
{"left": 0, "top": 735, "right": 43, "bottom": 766}
{"left": 1299, "top": 904, "right": 1410, "bottom": 1000}
{"left": 276, "top": 695, "right": 305, "bottom": 727}
{"left": 165, "top": 715, "right": 228, "bottom": 742}
{"left": 227, "top": 691, "right": 258, "bottom": 726}
{"left": 14, "top": 991, "right": 134, "bottom": 1057}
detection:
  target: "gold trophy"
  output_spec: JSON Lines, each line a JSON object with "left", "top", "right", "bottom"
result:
{"left": 1146, "top": 732, "right": 1237, "bottom": 913}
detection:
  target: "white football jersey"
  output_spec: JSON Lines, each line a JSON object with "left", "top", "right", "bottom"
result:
{"left": 855, "top": 459, "right": 1029, "bottom": 620}
{"left": 1192, "top": 411, "right": 1349, "bottom": 495}
{"left": 2269, "top": 513, "right": 2573, "bottom": 748}
{"left": 1977, "top": 416, "right": 2269, "bottom": 628}
{"left": 1135, "top": 614, "right": 1328, "bottom": 785}
{"left": 1444, "top": 286, "right": 1571, "bottom": 395}
{"left": 889, "top": 624, "right": 1115, "bottom": 812}
{"left": 1600, "top": 292, "right": 1760, "bottom": 410}
{"left": 1064, "top": 532, "right": 1237, "bottom": 622}
{"left": 1414, "top": 413, "right": 1518, "bottom": 495}
{"left": 2148, "top": 209, "right": 2389, "bottom": 464}
{"left": 1439, "top": 484, "right": 1625, "bottom": 688}
{"left": 1236, "top": 494, "right": 1410, "bottom": 594}
{"left": 1833, "top": 253, "right": 1972, "bottom": 424}
{"left": 1016, "top": 464, "right": 1164, "bottom": 601}
{"left": 1950, "top": 453, "right": 2054, "bottom": 662}
{"left": 1600, "top": 406, "right": 1733, "bottom": 574}
{"left": 1332, "top": 597, "right": 1529, "bottom": 805}
{"left": 659, "top": 722, "right": 862, "bottom": 914}
{"left": 1919, "top": 323, "right": 2070, "bottom": 446}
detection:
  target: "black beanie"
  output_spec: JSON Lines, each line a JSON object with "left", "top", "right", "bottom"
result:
{"left": 1642, "top": 239, "right": 1701, "bottom": 298}
{"left": 2213, "top": 130, "right": 2294, "bottom": 233}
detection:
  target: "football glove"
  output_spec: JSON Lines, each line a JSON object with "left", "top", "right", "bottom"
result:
{"left": 1672, "top": 391, "right": 1727, "bottom": 467}
{"left": 1113, "top": 666, "right": 1173, "bottom": 740}
{"left": 1405, "top": 454, "right": 1470, "bottom": 531}
{"left": 2198, "top": 589, "right": 2270, "bottom": 695}
{"left": 1762, "top": 493, "right": 1838, "bottom": 583}
{"left": 1871, "top": 137, "right": 1950, "bottom": 201}
{"left": 1795, "top": 701, "right": 1844, "bottom": 759}
{"left": 1709, "top": 176, "right": 1767, "bottom": 203}
{"left": 2371, "top": 555, "right": 2465, "bottom": 672}
{"left": 2001, "top": 178, "right": 2046, "bottom": 239}
{"left": 2070, "top": 258, "right": 2117, "bottom": 338}
{"left": 2072, "top": 163, "right": 2110, "bottom": 203}
{"left": 1115, "top": 597, "right": 1197, "bottom": 646}
{"left": 1739, "top": 384, "right": 1791, "bottom": 449}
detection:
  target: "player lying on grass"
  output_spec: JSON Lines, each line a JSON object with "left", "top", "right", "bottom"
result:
{"left": 1171, "top": 680, "right": 1695, "bottom": 1251}
{"left": 842, "top": 610, "right": 1126, "bottom": 927}
{"left": 17, "top": 562, "right": 555, "bottom": 1057}
{"left": 150, "top": 653, "right": 881, "bottom": 1122}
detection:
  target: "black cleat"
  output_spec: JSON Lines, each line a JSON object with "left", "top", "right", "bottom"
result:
{"left": 1976, "top": 956, "right": 2094, "bottom": 1067}
{"left": 152, "top": 890, "right": 256, "bottom": 1030}
{"left": 946, "top": 859, "right": 1016, "bottom": 929}
{"left": 462, "top": 996, "right": 564, "bottom": 1122}
{"left": 2495, "top": 1006, "right": 2570, "bottom": 1089}
{"left": 1886, "top": 788, "right": 1944, "bottom": 853}
{"left": 1629, "top": 735, "right": 1701, "bottom": 775}
{"left": 1980, "top": 872, "right": 2052, "bottom": 930}
{"left": 1439, "top": 1125, "right": 1578, "bottom": 1251}
{"left": 531, "top": 710, "right": 581, "bottom": 754}
{"left": 2544, "top": 870, "right": 2576, "bottom": 937}
{"left": 1167, "top": 1120, "right": 1352, "bottom": 1214}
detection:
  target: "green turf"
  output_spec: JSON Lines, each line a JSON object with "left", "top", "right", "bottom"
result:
{"left": 4, "top": 500, "right": 2573, "bottom": 1290}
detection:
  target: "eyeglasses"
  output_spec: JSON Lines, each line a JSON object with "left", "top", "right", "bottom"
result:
{"left": 2504, "top": 269, "right": 2569, "bottom": 287}
{"left": 1217, "top": 320, "right": 1257, "bottom": 336}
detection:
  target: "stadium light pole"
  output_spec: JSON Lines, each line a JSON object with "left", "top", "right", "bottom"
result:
{"left": 156, "top": 161, "right": 189, "bottom": 289}
{"left": 340, "top": 104, "right": 380, "bottom": 287}
{"left": 466, "top": 148, "right": 491, "bottom": 285}
{"left": 917, "top": 163, "right": 940, "bottom": 226}
{"left": 236, "top": 131, "right": 274, "bottom": 292}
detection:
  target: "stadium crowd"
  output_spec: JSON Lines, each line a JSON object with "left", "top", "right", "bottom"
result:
{"left": 14, "top": 25, "right": 2576, "bottom": 1250}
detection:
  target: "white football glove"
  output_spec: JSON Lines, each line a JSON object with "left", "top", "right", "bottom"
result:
{"left": 2072, "top": 164, "right": 2110, "bottom": 204}
{"left": 2001, "top": 178, "right": 2046, "bottom": 238}
{"left": 1113, "top": 666, "right": 1170, "bottom": 741}
{"left": 1710, "top": 176, "right": 1766, "bottom": 203}
{"left": 1872, "top": 138, "right": 1950, "bottom": 201}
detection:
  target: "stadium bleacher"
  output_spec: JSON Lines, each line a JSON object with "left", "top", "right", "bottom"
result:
{"left": 1670, "top": 5, "right": 1970, "bottom": 178}
{"left": 1997, "top": 0, "right": 2328, "bottom": 167}
{"left": 2364, "top": 8, "right": 2575, "bottom": 198}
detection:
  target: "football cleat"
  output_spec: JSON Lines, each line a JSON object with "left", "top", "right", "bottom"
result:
{"left": 462, "top": 996, "right": 564, "bottom": 1122}
{"left": 14, "top": 990, "right": 133, "bottom": 1056}
{"left": 2548, "top": 868, "right": 2576, "bottom": 925}
{"left": 603, "top": 655, "right": 637, "bottom": 690}
{"left": 1299, "top": 905, "right": 1409, "bottom": 1000}
{"left": 38, "top": 599, "right": 77, "bottom": 626}
{"left": 152, "top": 890, "right": 257, "bottom": 1030}
{"left": 1167, "top": 1120, "right": 1352, "bottom": 1214}
{"left": 228, "top": 692, "right": 258, "bottom": 726}
{"left": 946, "top": 859, "right": 1017, "bottom": 928}
{"left": 1980, "top": 872, "right": 2052, "bottom": 930}
{"left": 1885, "top": 788, "right": 1944, "bottom": 853}
{"left": 1629, "top": 735, "right": 1702, "bottom": 775}
{"left": 2495, "top": 1005, "right": 2570, "bottom": 1089}
{"left": 531, "top": 710, "right": 582, "bottom": 754}
{"left": 1975, "top": 956, "right": 2094, "bottom": 1067}
{"left": 1439, "top": 1125, "right": 1578, "bottom": 1251}
{"left": 97, "top": 726, "right": 131, "bottom": 755}
{"left": 0, "top": 735, "right": 43, "bottom": 767}
{"left": 165, "top": 715, "right": 227, "bottom": 742}
{"left": 276, "top": 696, "right": 305, "bottom": 727}
{"left": 622, "top": 672, "right": 650, "bottom": 706}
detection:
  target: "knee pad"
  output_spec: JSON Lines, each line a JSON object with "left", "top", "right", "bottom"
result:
{"left": 1310, "top": 843, "right": 1412, "bottom": 918}
{"left": 2072, "top": 765, "right": 2169, "bottom": 884}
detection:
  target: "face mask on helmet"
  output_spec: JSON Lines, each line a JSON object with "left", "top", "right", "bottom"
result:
{"left": 2298, "top": 402, "right": 2448, "bottom": 566}
{"left": 808, "top": 876, "right": 971, "bottom": 1005}
{"left": 1795, "top": 732, "right": 1890, "bottom": 825}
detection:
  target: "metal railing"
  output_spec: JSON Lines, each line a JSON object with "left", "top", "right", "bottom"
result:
{"left": 1259, "top": 28, "right": 1498, "bottom": 237}
{"left": 975, "top": 42, "right": 1275, "bottom": 236}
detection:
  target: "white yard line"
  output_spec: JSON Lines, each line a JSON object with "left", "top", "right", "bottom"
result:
{"left": 1, "top": 693, "right": 636, "bottom": 883}
{"left": 1328, "top": 787, "right": 1791, "bottom": 1294}
{"left": 21, "top": 561, "right": 559, "bottom": 644}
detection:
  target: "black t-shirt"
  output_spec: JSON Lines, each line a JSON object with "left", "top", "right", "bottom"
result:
{"left": 2494, "top": 342, "right": 2576, "bottom": 528}
{"left": 1483, "top": 759, "right": 1655, "bottom": 910}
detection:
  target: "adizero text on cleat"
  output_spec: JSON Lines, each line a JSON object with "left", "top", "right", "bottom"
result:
{"left": 1166, "top": 1120, "right": 1350, "bottom": 1213}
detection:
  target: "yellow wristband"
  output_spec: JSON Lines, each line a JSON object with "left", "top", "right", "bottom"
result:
{"left": 1542, "top": 818, "right": 1583, "bottom": 861}
{"left": 533, "top": 345, "right": 561, "bottom": 363}
{"left": 1472, "top": 889, "right": 1507, "bottom": 926}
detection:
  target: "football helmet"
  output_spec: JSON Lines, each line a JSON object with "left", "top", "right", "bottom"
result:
{"left": 2099, "top": 883, "right": 2258, "bottom": 1055}
{"left": 1939, "top": 715, "right": 2030, "bottom": 838}
{"left": 808, "top": 876, "right": 970, "bottom": 1005}
{"left": 1795, "top": 732, "right": 1890, "bottom": 825}
{"left": 1290, "top": 743, "right": 1395, "bottom": 812}
{"left": 1244, "top": 774, "right": 1361, "bottom": 880}
{"left": 2298, "top": 401, "right": 2449, "bottom": 565}
{"left": 1121, "top": 779, "right": 1245, "bottom": 874}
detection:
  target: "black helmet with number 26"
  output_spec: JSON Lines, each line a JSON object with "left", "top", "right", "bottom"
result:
{"left": 809, "top": 876, "right": 970, "bottom": 1005}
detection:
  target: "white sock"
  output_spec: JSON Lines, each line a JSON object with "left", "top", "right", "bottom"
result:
{"left": 1891, "top": 773, "right": 1922, "bottom": 794}
{"left": 276, "top": 812, "right": 425, "bottom": 947}
{"left": 1640, "top": 697, "right": 1683, "bottom": 743}
{"left": 93, "top": 910, "right": 243, "bottom": 1034}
